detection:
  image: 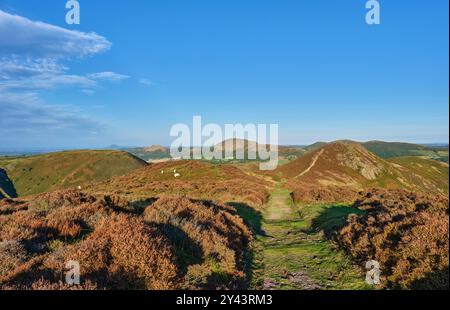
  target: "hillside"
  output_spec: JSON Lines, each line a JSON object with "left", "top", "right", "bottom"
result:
{"left": 86, "top": 160, "right": 270, "bottom": 208}
{"left": 212, "top": 139, "right": 269, "bottom": 160}
{"left": 144, "top": 145, "right": 168, "bottom": 153}
{"left": 279, "top": 141, "right": 401, "bottom": 187}
{"left": 304, "top": 142, "right": 328, "bottom": 152}
{"left": 0, "top": 150, "right": 147, "bottom": 197}
{"left": 0, "top": 143, "right": 448, "bottom": 291}
{"left": 278, "top": 141, "right": 448, "bottom": 203}
{"left": 363, "top": 141, "right": 449, "bottom": 162}
{"left": 388, "top": 156, "right": 449, "bottom": 194}
{"left": 124, "top": 147, "right": 171, "bottom": 162}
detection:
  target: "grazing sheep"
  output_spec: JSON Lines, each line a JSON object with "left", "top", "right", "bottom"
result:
{"left": 77, "top": 186, "right": 82, "bottom": 190}
{"left": 174, "top": 173, "right": 181, "bottom": 178}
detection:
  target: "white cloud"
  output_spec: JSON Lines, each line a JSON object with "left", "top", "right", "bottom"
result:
{"left": 0, "top": 10, "right": 120, "bottom": 145}
{"left": 0, "top": 92, "right": 103, "bottom": 133}
{"left": 0, "top": 57, "right": 65, "bottom": 80}
{"left": 0, "top": 11, "right": 128, "bottom": 92}
{"left": 0, "top": 10, "right": 111, "bottom": 58}
{"left": 0, "top": 58, "right": 130, "bottom": 92}
{"left": 88, "top": 72, "right": 130, "bottom": 82}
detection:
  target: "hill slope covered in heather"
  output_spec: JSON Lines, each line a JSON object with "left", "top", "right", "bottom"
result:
{"left": 276, "top": 141, "right": 448, "bottom": 204}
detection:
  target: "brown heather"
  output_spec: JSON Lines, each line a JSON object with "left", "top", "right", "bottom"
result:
{"left": 144, "top": 195, "right": 252, "bottom": 289}
{"left": 0, "top": 187, "right": 253, "bottom": 290}
{"left": 85, "top": 160, "right": 270, "bottom": 208}
{"left": 286, "top": 181, "right": 358, "bottom": 204}
{"left": 336, "top": 189, "right": 449, "bottom": 289}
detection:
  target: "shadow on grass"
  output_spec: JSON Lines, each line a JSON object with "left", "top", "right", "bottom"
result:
{"left": 0, "top": 168, "right": 18, "bottom": 198}
{"left": 227, "top": 202, "right": 265, "bottom": 236}
{"left": 308, "top": 205, "right": 364, "bottom": 239}
{"left": 129, "top": 197, "right": 157, "bottom": 214}
{"left": 226, "top": 201, "right": 265, "bottom": 289}
{"left": 408, "top": 266, "right": 449, "bottom": 290}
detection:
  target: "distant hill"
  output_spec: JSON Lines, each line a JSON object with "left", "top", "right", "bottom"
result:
{"left": 278, "top": 146, "right": 306, "bottom": 160}
{"left": 0, "top": 150, "right": 147, "bottom": 197}
{"left": 362, "top": 141, "right": 448, "bottom": 162}
{"left": 212, "top": 139, "right": 305, "bottom": 161}
{"left": 278, "top": 141, "right": 448, "bottom": 194}
{"left": 298, "top": 140, "right": 449, "bottom": 163}
{"left": 144, "top": 145, "right": 168, "bottom": 153}
{"left": 213, "top": 139, "right": 267, "bottom": 159}
{"left": 124, "top": 146, "right": 171, "bottom": 162}
{"left": 304, "top": 142, "right": 328, "bottom": 152}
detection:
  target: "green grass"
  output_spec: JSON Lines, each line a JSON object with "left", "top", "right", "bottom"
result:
{"left": 363, "top": 141, "right": 449, "bottom": 163}
{"left": 0, "top": 150, "right": 147, "bottom": 197}
{"left": 123, "top": 147, "right": 171, "bottom": 161}
{"left": 248, "top": 184, "right": 370, "bottom": 290}
{"left": 388, "top": 156, "right": 449, "bottom": 194}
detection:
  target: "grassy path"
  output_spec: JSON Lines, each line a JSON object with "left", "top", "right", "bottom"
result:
{"left": 250, "top": 184, "right": 369, "bottom": 290}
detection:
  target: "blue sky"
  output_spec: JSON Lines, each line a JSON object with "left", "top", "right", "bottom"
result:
{"left": 0, "top": 0, "right": 448, "bottom": 148}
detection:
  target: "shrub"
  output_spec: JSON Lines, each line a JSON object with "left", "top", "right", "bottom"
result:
{"left": 144, "top": 196, "right": 252, "bottom": 289}
{"left": 336, "top": 189, "right": 449, "bottom": 289}
{"left": 1, "top": 187, "right": 254, "bottom": 290}
{"left": 287, "top": 182, "right": 357, "bottom": 204}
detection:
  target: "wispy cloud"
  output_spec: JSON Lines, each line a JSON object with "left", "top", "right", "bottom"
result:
{"left": 88, "top": 72, "right": 130, "bottom": 82}
{"left": 0, "top": 93, "right": 103, "bottom": 134}
{"left": 0, "top": 57, "right": 131, "bottom": 92}
{"left": 0, "top": 57, "right": 65, "bottom": 80}
{"left": 0, "top": 10, "right": 121, "bottom": 145}
{"left": 0, "top": 10, "right": 128, "bottom": 92}
{"left": 0, "top": 10, "right": 111, "bottom": 58}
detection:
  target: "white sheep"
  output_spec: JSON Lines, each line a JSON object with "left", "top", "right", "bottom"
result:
{"left": 174, "top": 173, "right": 181, "bottom": 178}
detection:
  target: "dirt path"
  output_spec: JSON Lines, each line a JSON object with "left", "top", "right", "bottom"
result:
{"left": 295, "top": 149, "right": 324, "bottom": 179}
{"left": 250, "top": 183, "right": 369, "bottom": 290}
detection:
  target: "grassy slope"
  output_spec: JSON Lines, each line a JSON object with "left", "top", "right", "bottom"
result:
{"left": 304, "top": 142, "right": 328, "bottom": 152}
{"left": 249, "top": 184, "right": 369, "bottom": 290}
{"left": 388, "top": 156, "right": 449, "bottom": 194}
{"left": 124, "top": 147, "right": 171, "bottom": 161}
{"left": 363, "top": 141, "right": 449, "bottom": 162}
{"left": 0, "top": 150, "right": 147, "bottom": 197}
